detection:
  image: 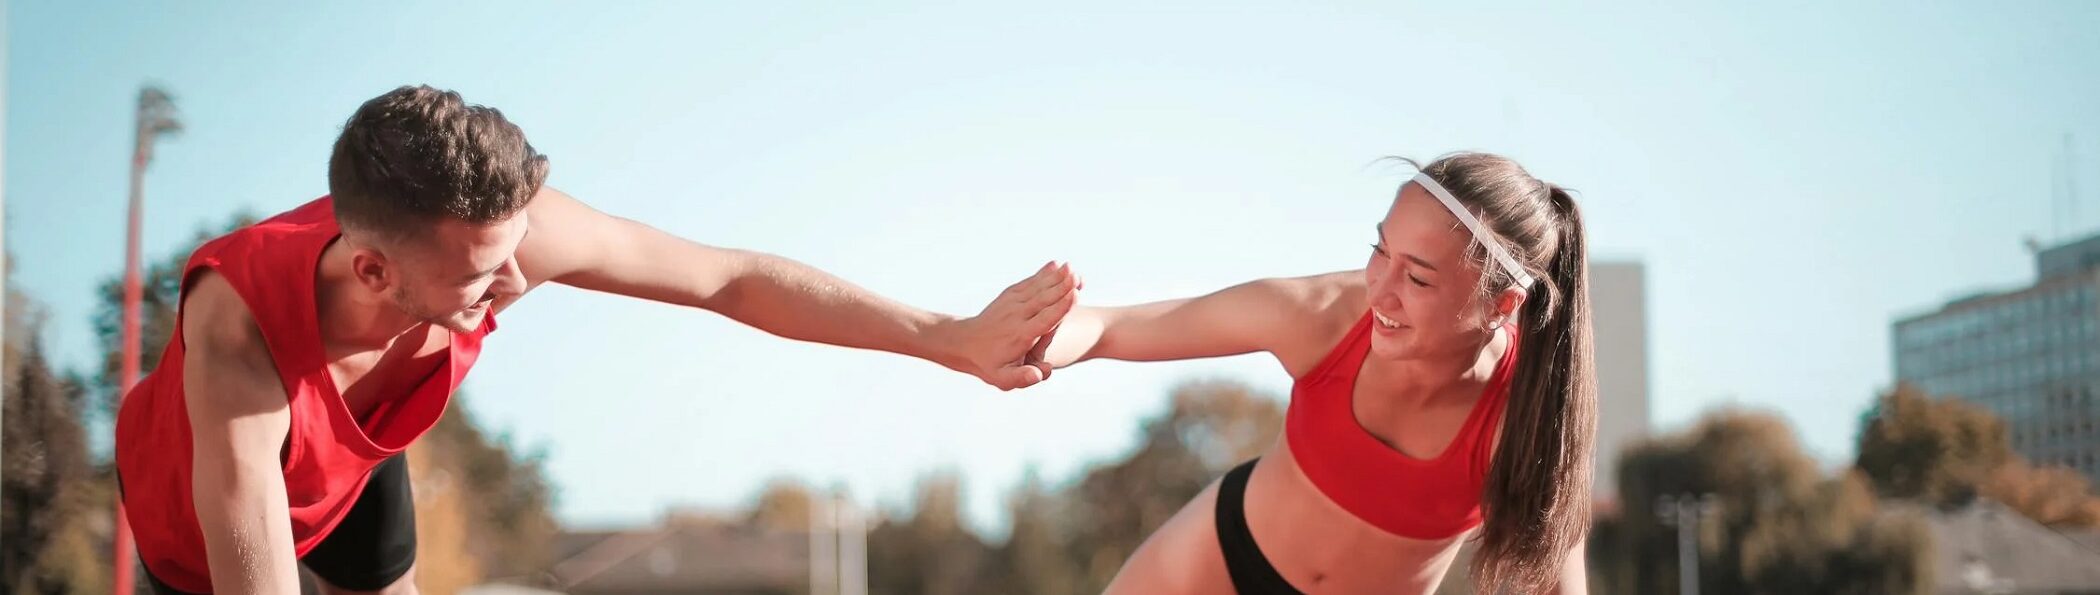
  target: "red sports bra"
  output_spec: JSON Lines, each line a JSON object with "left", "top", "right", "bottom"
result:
{"left": 1284, "top": 312, "right": 1517, "bottom": 539}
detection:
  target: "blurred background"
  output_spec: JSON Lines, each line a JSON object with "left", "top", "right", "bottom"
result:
{"left": 6, "top": 1, "right": 2100, "bottom": 593}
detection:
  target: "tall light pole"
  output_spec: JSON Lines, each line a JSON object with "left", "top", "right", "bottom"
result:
{"left": 114, "top": 85, "right": 180, "bottom": 595}
{"left": 810, "top": 493, "right": 837, "bottom": 595}
{"left": 808, "top": 489, "right": 868, "bottom": 595}
{"left": 838, "top": 495, "right": 866, "bottom": 595}
{"left": 1656, "top": 492, "right": 1719, "bottom": 595}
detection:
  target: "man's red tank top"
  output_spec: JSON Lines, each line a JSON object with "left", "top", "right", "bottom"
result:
{"left": 1285, "top": 312, "right": 1517, "bottom": 540}
{"left": 113, "top": 197, "right": 496, "bottom": 593}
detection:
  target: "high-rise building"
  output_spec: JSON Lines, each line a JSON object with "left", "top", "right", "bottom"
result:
{"left": 1893, "top": 233, "right": 2100, "bottom": 481}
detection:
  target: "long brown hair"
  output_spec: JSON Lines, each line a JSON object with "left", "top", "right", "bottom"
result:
{"left": 1412, "top": 153, "right": 1597, "bottom": 593}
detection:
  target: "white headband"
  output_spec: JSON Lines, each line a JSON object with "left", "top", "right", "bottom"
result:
{"left": 1410, "top": 173, "right": 1536, "bottom": 289}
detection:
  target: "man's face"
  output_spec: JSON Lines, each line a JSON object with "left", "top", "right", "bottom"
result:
{"left": 377, "top": 211, "right": 531, "bottom": 334}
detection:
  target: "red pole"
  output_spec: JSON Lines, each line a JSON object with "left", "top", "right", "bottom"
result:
{"left": 113, "top": 138, "right": 145, "bottom": 595}
{"left": 116, "top": 85, "right": 177, "bottom": 595}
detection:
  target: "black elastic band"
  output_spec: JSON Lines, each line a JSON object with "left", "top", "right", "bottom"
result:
{"left": 1214, "top": 458, "right": 1306, "bottom": 594}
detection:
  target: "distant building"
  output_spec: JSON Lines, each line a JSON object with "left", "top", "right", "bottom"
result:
{"left": 549, "top": 513, "right": 809, "bottom": 595}
{"left": 546, "top": 498, "right": 867, "bottom": 595}
{"left": 1590, "top": 260, "right": 1652, "bottom": 502}
{"left": 1913, "top": 501, "right": 2100, "bottom": 594}
{"left": 1893, "top": 233, "right": 2100, "bottom": 482}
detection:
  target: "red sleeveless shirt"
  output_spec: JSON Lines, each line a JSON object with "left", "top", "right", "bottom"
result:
{"left": 113, "top": 197, "right": 496, "bottom": 593}
{"left": 1285, "top": 312, "right": 1516, "bottom": 540}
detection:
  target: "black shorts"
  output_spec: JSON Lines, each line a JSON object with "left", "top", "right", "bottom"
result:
{"left": 1215, "top": 458, "right": 1306, "bottom": 594}
{"left": 132, "top": 455, "right": 419, "bottom": 594}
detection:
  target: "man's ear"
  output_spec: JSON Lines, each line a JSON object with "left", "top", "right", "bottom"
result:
{"left": 348, "top": 241, "right": 397, "bottom": 294}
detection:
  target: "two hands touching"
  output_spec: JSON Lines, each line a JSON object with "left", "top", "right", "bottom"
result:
{"left": 937, "top": 261, "right": 1083, "bottom": 391}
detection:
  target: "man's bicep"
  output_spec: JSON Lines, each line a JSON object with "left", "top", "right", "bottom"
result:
{"left": 181, "top": 271, "right": 301, "bottom": 591}
{"left": 515, "top": 186, "right": 746, "bottom": 307}
{"left": 181, "top": 271, "right": 292, "bottom": 485}
{"left": 515, "top": 186, "right": 627, "bottom": 288}
{"left": 180, "top": 272, "right": 289, "bottom": 423}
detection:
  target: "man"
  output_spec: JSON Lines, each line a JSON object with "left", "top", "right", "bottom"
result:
{"left": 113, "top": 85, "right": 1078, "bottom": 594}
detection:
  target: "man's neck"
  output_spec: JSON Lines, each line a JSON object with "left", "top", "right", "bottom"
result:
{"left": 313, "top": 239, "right": 420, "bottom": 354}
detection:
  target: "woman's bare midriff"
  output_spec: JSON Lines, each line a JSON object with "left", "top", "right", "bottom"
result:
{"left": 1104, "top": 436, "right": 1471, "bottom": 595}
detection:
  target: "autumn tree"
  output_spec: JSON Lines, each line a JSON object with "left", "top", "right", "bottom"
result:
{"left": 1593, "top": 409, "right": 1932, "bottom": 595}
{"left": 1857, "top": 385, "right": 2100, "bottom": 529}
{"left": 1, "top": 284, "right": 106, "bottom": 594}
{"left": 867, "top": 472, "right": 993, "bottom": 595}
{"left": 1856, "top": 384, "right": 2012, "bottom": 506}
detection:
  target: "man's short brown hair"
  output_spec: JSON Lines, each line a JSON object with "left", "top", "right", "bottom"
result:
{"left": 328, "top": 85, "right": 549, "bottom": 241}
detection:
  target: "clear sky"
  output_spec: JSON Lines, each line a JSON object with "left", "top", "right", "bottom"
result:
{"left": 10, "top": 1, "right": 2100, "bottom": 532}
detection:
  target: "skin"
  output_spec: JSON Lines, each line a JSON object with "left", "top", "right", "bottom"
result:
{"left": 184, "top": 187, "right": 1079, "bottom": 594}
{"left": 1038, "top": 183, "right": 1586, "bottom": 594}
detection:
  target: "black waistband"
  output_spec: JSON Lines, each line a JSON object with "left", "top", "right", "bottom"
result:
{"left": 1214, "top": 458, "right": 1306, "bottom": 595}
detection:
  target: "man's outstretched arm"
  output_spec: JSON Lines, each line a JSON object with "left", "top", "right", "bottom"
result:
{"left": 513, "top": 187, "right": 1077, "bottom": 390}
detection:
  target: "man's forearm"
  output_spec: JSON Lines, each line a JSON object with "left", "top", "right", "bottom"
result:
{"left": 700, "top": 250, "right": 962, "bottom": 368}
{"left": 532, "top": 202, "right": 1072, "bottom": 388}
{"left": 192, "top": 464, "right": 301, "bottom": 594}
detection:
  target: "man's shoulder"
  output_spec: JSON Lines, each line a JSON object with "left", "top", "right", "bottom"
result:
{"left": 180, "top": 270, "right": 266, "bottom": 359}
{"left": 188, "top": 196, "right": 334, "bottom": 262}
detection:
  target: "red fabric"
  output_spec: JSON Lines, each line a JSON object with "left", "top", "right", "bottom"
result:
{"left": 114, "top": 197, "right": 496, "bottom": 593}
{"left": 1285, "top": 312, "right": 1517, "bottom": 540}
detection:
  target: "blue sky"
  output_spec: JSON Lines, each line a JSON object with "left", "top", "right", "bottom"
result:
{"left": 10, "top": 1, "right": 2100, "bottom": 532}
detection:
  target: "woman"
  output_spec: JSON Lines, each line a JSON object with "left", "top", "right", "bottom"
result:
{"left": 1045, "top": 152, "right": 1596, "bottom": 594}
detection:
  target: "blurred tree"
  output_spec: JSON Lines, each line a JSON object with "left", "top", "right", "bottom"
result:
{"left": 1857, "top": 384, "right": 2100, "bottom": 529}
{"left": 866, "top": 380, "right": 1281, "bottom": 595}
{"left": 1060, "top": 379, "right": 1282, "bottom": 592}
{"left": 406, "top": 442, "right": 480, "bottom": 595}
{"left": 1980, "top": 459, "right": 2100, "bottom": 528}
{"left": 747, "top": 476, "right": 818, "bottom": 532}
{"left": 984, "top": 467, "right": 1078, "bottom": 595}
{"left": 868, "top": 471, "right": 992, "bottom": 595}
{"left": 1855, "top": 385, "right": 2012, "bottom": 506}
{"left": 1594, "top": 409, "right": 1931, "bottom": 595}
{"left": 415, "top": 400, "right": 560, "bottom": 586}
{"left": 1, "top": 277, "right": 107, "bottom": 594}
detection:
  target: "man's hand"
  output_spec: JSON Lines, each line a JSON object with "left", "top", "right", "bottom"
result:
{"left": 935, "top": 261, "right": 1081, "bottom": 390}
